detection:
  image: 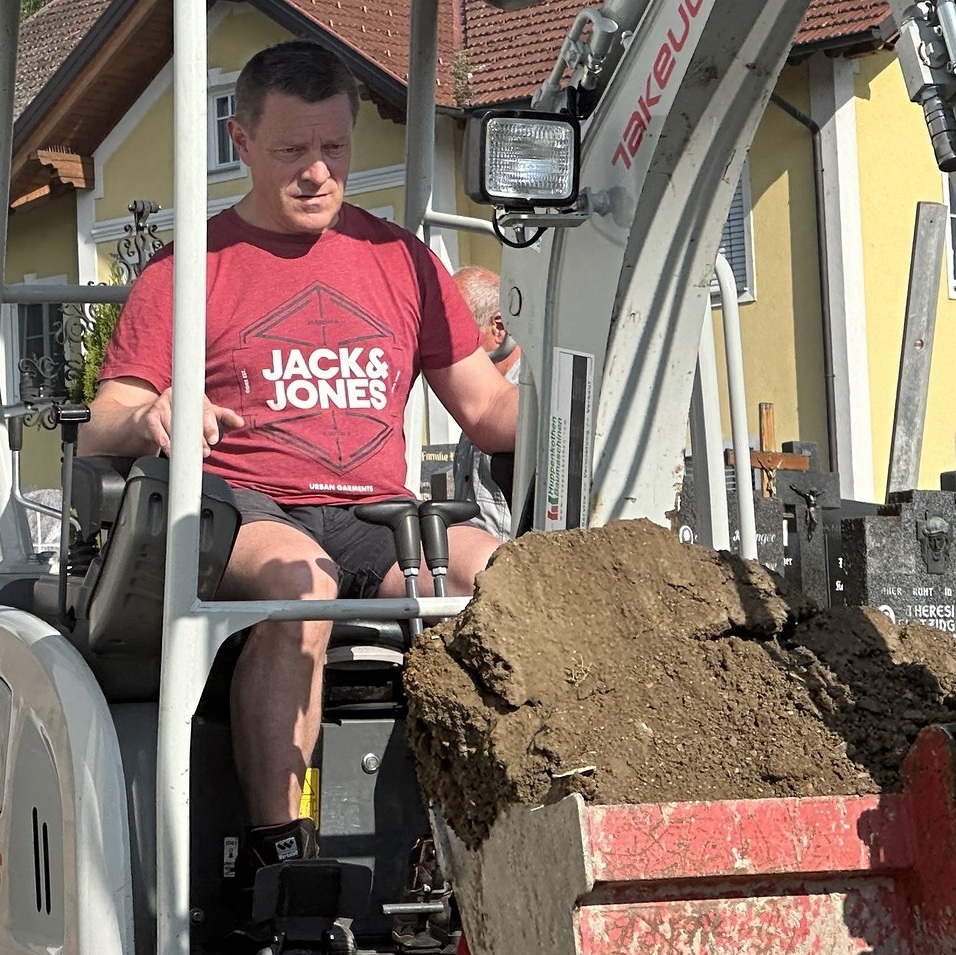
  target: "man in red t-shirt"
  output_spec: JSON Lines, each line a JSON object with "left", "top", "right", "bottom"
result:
{"left": 78, "top": 41, "right": 516, "bottom": 880}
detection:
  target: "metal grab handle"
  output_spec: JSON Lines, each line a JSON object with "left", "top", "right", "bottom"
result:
{"left": 418, "top": 500, "right": 479, "bottom": 572}
{"left": 418, "top": 500, "right": 479, "bottom": 599}
{"left": 353, "top": 500, "right": 422, "bottom": 573}
{"left": 354, "top": 499, "right": 423, "bottom": 635}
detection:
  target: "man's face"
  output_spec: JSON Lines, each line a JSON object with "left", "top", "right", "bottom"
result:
{"left": 228, "top": 90, "right": 354, "bottom": 235}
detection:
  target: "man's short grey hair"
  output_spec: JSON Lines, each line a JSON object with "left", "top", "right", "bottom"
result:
{"left": 453, "top": 266, "right": 500, "bottom": 330}
{"left": 235, "top": 40, "right": 360, "bottom": 131}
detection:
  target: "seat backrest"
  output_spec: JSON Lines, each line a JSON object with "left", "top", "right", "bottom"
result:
{"left": 81, "top": 456, "right": 240, "bottom": 658}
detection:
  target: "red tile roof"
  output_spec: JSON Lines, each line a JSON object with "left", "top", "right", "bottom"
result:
{"left": 13, "top": 0, "right": 114, "bottom": 121}
{"left": 796, "top": 0, "right": 894, "bottom": 49}
{"left": 275, "top": 0, "right": 896, "bottom": 108}
{"left": 457, "top": 0, "right": 595, "bottom": 106}
{"left": 278, "top": 0, "right": 419, "bottom": 95}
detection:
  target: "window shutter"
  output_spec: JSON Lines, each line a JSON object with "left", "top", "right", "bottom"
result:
{"left": 710, "top": 173, "right": 751, "bottom": 297}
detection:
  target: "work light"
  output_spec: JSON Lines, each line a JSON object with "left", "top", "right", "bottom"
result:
{"left": 464, "top": 110, "right": 580, "bottom": 209}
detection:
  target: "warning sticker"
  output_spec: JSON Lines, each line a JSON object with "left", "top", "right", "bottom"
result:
{"left": 545, "top": 348, "right": 594, "bottom": 531}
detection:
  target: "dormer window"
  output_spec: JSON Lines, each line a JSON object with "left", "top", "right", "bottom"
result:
{"left": 207, "top": 68, "right": 244, "bottom": 181}
{"left": 211, "top": 91, "right": 239, "bottom": 171}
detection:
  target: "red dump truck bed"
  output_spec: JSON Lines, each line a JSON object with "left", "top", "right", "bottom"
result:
{"left": 447, "top": 723, "right": 956, "bottom": 955}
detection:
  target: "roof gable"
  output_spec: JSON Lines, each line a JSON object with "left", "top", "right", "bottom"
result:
{"left": 9, "top": 0, "right": 896, "bottom": 210}
{"left": 11, "top": 0, "right": 173, "bottom": 211}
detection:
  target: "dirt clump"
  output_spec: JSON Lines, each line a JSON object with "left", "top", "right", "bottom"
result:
{"left": 404, "top": 519, "right": 956, "bottom": 849}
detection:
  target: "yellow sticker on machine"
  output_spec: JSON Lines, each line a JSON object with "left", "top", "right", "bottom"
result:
{"left": 299, "top": 767, "right": 320, "bottom": 827}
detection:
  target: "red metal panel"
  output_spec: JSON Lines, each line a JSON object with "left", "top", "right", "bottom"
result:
{"left": 577, "top": 885, "right": 910, "bottom": 955}
{"left": 896, "top": 724, "right": 956, "bottom": 948}
{"left": 574, "top": 726, "right": 956, "bottom": 954}
{"left": 585, "top": 795, "right": 913, "bottom": 883}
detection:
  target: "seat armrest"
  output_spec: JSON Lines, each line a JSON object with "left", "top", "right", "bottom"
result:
{"left": 72, "top": 455, "right": 137, "bottom": 537}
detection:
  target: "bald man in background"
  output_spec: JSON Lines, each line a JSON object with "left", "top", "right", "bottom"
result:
{"left": 452, "top": 266, "right": 521, "bottom": 540}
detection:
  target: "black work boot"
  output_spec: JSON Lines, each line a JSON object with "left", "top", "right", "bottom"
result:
{"left": 241, "top": 817, "right": 319, "bottom": 875}
{"left": 227, "top": 818, "right": 319, "bottom": 952}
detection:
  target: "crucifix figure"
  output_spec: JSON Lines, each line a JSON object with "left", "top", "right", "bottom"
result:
{"left": 790, "top": 485, "right": 820, "bottom": 542}
{"left": 759, "top": 460, "right": 779, "bottom": 498}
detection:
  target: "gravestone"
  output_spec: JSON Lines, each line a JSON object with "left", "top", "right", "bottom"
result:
{"left": 677, "top": 443, "right": 842, "bottom": 607}
{"left": 824, "top": 499, "right": 879, "bottom": 607}
{"left": 774, "top": 441, "right": 841, "bottom": 608}
{"left": 841, "top": 489, "right": 956, "bottom": 633}
{"left": 675, "top": 462, "right": 786, "bottom": 573}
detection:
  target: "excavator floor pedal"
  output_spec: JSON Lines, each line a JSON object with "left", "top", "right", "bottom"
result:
{"left": 251, "top": 860, "right": 368, "bottom": 943}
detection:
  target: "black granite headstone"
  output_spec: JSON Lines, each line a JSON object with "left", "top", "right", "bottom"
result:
{"left": 824, "top": 500, "right": 879, "bottom": 607}
{"left": 676, "top": 463, "right": 785, "bottom": 572}
{"left": 774, "top": 441, "right": 842, "bottom": 607}
{"left": 678, "top": 443, "right": 848, "bottom": 607}
{"left": 841, "top": 489, "right": 956, "bottom": 632}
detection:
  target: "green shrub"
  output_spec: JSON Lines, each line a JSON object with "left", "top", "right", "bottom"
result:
{"left": 70, "top": 261, "right": 126, "bottom": 404}
{"left": 76, "top": 299, "right": 121, "bottom": 403}
{"left": 20, "top": 0, "right": 52, "bottom": 19}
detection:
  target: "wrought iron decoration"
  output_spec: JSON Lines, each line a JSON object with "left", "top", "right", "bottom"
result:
{"left": 19, "top": 200, "right": 165, "bottom": 428}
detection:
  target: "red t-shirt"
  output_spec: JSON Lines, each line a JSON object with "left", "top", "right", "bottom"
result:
{"left": 100, "top": 204, "right": 481, "bottom": 505}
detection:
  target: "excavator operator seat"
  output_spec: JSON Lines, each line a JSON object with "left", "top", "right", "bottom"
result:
{"left": 55, "top": 456, "right": 408, "bottom": 703}
{"left": 41, "top": 455, "right": 242, "bottom": 701}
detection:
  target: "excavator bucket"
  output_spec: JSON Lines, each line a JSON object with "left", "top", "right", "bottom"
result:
{"left": 445, "top": 723, "right": 956, "bottom": 955}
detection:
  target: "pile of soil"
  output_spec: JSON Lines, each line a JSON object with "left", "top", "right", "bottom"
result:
{"left": 404, "top": 519, "right": 956, "bottom": 848}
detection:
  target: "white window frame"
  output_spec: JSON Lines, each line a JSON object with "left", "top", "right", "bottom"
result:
{"left": 0, "top": 303, "right": 19, "bottom": 406}
{"left": 207, "top": 67, "right": 245, "bottom": 184}
{"left": 945, "top": 173, "right": 956, "bottom": 298}
{"left": 710, "top": 161, "right": 756, "bottom": 304}
{"left": 16, "top": 273, "right": 69, "bottom": 399}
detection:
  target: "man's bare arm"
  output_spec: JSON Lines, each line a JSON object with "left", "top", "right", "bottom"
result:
{"left": 78, "top": 377, "right": 244, "bottom": 458}
{"left": 425, "top": 349, "right": 518, "bottom": 454}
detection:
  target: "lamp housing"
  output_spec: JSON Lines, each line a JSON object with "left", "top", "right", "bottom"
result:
{"left": 464, "top": 109, "right": 580, "bottom": 209}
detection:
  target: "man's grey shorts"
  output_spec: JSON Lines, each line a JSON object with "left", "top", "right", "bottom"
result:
{"left": 231, "top": 489, "right": 401, "bottom": 600}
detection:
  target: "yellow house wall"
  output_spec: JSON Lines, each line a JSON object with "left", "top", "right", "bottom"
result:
{"left": 710, "top": 62, "right": 827, "bottom": 463}
{"left": 453, "top": 194, "right": 502, "bottom": 270}
{"left": 854, "top": 51, "right": 956, "bottom": 498}
{"left": 710, "top": 52, "right": 956, "bottom": 499}
{"left": 4, "top": 194, "right": 78, "bottom": 284}
{"left": 97, "top": 82, "right": 173, "bottom": 227}
{"left": 5, "top": 196, "right": 79, "bottom": 488}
